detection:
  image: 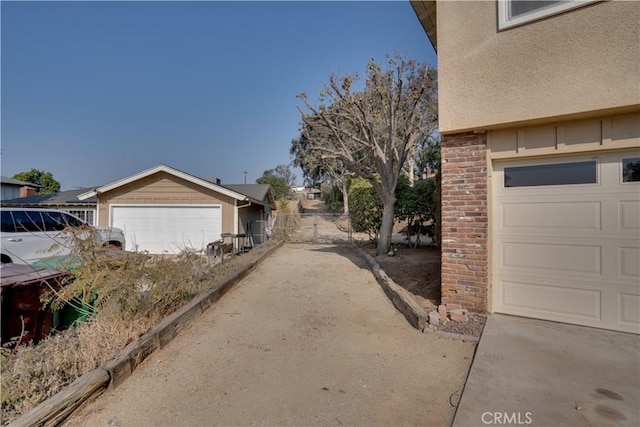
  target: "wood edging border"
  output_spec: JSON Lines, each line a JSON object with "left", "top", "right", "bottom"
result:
{"left": 352, "top": 245, "right": 428, "bottom": 331}
{"left": 8, "top": 240, "right": 284, "bottom": 427}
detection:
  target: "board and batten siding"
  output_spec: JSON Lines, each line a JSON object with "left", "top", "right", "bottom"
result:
{"left": 488, "top": 112, "right": 640, "bottom": 160}
{"left": 96, "top": 172, "right": 236, "bottom": 234}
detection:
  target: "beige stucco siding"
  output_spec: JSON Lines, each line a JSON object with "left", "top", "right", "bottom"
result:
{"left": 436, "top": 0, "right": 640, "bottom": 133}
{"left": 96, "top": 172, "right": 236, "bottom": 234}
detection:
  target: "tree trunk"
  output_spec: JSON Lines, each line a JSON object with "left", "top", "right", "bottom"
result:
{"left": 377, "top": 197, "right": 396, "bottom": 256}
{"left": 341, "top": 179, "right": 349, "bottom": 214}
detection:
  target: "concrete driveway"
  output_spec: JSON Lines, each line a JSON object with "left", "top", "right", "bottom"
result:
{"left": 454, "top": 314, "right": 640, "bottom": 427}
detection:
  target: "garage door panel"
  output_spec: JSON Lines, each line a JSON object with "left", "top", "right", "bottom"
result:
{"left": 619, "top": 293, "right": 640, "bottom": 327}
{"left": 619, "top": 247, "right": 640, "bottom": 279}
{"left": 502, "top": 242, "right": 601, "bottom": 275}
{"left": 619, "top": 200, "right": 640, "bottom": 231}
{"left": 500, "top": 279, "right": 601, "bottom": 320}
{"left": 493, "top": 150, "right": 640, "bottom": 333}
{"left": 501, "top": 201, "right": 601, "bottom": 231}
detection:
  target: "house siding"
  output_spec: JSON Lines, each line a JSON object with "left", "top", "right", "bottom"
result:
{"left": 441, "top": 132, "right": 489, "bottom": 312}
{"left": 436, "top": 0, "right": 640, "bottom": 133}
{"left": 489, "top": 112, "right": 640, "bottom": 159}
{"left": 97, "top": 171, "right": 236, "bottom": 234}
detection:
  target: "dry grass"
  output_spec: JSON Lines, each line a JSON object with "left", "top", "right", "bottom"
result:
{"left": 1, "top": 238, "right": 279, "bottom": 424}
{"left": 1, "top": 317, "right": 150, "bottom": 423}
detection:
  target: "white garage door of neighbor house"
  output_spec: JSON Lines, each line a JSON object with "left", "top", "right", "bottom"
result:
{"left": 493, "top": 150, "right": 640, "bottom": 333}
{"left": 111, "top": 205, "right": 222, "bottom": 254}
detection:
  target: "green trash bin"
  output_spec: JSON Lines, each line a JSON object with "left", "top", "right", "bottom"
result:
{"left": 32, "top": 254, "right": 94, "bottom": 329}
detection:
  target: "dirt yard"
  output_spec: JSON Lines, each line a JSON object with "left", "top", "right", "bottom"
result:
{"left": 296, "top": 196, "right": 485, "bottom": 337}
{"left": 300, "top": 197, "right": 440, "bottom": 311}
{"left": 66, "top": 243, "right": 475, "bottom": 427}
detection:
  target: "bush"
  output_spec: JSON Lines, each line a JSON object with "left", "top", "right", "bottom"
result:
{"left": 348, "top": 177, "right": 382, "bottom": 244}
{"left": 321, "top": 182, "right": 344, "bottom": 212}
{"left": 272, "top": 198, "right": 301, "bottom": 240}
{"left": 395, "top": 176, "right": 438, "bottom": 247}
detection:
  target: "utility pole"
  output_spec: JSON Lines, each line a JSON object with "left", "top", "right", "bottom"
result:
{"left": 243, "top": 171, "right": 247, "bottom": 184}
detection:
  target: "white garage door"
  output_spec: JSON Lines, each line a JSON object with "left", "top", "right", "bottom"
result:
{"left": 493, "top": 150, "right": 640, "bottom": 333}
{"left": 111, "top": 205, "right": 222, "bottom": 254}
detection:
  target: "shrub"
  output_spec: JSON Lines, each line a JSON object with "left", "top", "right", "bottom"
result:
{"left": 395, "top": 176, "right": 438, "bottom": 247}
{"left": 348, "top": 177, "right": 382, "bottom": 244}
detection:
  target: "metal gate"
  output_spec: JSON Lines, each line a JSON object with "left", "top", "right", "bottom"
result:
{"left": 273, "top": 213, "right": 354, "bottom": 244}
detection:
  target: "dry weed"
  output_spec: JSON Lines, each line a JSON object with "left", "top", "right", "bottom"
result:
{"left": 1, "top": 316, "right": 150, "bottom": 424}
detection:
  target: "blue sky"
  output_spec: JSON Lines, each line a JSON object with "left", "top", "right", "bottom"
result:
{"left": 1, "top": 1, "right": 436, "bottom": 189}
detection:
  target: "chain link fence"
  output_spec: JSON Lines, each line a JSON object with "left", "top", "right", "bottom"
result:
{"left": 273, "top": 213, "right": 364, "bottom": 244}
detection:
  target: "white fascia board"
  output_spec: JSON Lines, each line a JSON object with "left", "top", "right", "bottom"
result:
{"left": 77, "top": 164, "right": 248, "bottom": 201}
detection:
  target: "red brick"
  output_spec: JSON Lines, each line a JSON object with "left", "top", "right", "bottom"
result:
{"left": 441, "top": 132, "right": 488, "bottom": 312}
{"left": 450, "top": 312, "right": 469, "bottom": 322}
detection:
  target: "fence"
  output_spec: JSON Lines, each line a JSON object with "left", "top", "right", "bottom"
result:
{"left": 272, "top": 213, "right": 361, "bottom": 244}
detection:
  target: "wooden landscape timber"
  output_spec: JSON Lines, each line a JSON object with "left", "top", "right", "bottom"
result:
{"left": 353, "top": 245, "right": 428, "bottom": 331}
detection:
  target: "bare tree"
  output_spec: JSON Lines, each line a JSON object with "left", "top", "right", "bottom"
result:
{"left": 298, "top": 54, "right": 438, "bottom": 255}
{"left": 291, "top": 122, "right": 352, "bottom": 213}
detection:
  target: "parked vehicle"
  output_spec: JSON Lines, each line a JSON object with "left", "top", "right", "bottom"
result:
{"left": 0, "top": 208, "right": 125, "bottom": 265}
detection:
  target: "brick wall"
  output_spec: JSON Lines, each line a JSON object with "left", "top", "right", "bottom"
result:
{"left": 440, "top": 132, "right": 488, "bottom": 312}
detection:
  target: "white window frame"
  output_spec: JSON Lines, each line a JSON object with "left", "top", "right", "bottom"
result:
{"left": 498, "top": 0, "right": 600, "bottom": 30}
{"left": 64, "top": 209, "right": 96, "bottom": 225}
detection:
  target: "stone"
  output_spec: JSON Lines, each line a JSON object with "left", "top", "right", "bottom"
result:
{"left": 450, "top": 312, "right": 468, "bottom": 322}
{"left": 428, "top": 311, "right": 440, "bottom": 326}
{"left": 438, "top": 305, "right": 448, "bottom": 317}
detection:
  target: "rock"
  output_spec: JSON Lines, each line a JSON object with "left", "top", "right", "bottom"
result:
{"left": 450, "top": 312, "right": 468, "bottom": 322}
{"left": 437, "top": 304, "right": 448, "bottom": 318}
{"left": 428, "top": 310, "right": 440, "bottom": 326}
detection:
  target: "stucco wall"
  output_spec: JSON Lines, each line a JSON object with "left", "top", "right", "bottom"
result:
{"left": 436, "top": 0, "right": 640, "bottom": 133}
{"left": 96, "top": 172, "right": 236, "bottom": 234}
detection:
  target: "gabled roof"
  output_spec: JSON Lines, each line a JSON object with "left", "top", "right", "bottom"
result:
{"left": 0, "top": 176, "right": 44, "bottom": 188}
{"left": 224, "top": 184, "right": 270, "bottom": 202}
{"left": 224, "top": 184, "right": 276, "bottom": 209}
{"left": 78, "top": 164, "right": 248, "bottom": 201}
{"left": 1, "top": 188, "right": 96, "bottom": 206}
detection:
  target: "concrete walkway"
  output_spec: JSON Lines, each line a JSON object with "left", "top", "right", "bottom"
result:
{"left": 66, "top": 244, "right": 476, "bottom": 426}
{"left": 454, "top": 314, "right": 640, "bottom": 427}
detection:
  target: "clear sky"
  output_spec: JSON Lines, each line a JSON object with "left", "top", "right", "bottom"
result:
{"left": 1, "top": 0, "right": 436, "bottom": 190}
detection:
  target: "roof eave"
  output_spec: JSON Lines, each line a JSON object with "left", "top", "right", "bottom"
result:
{"left": 78, "top": 164, "right": 248, "bottom": 201}
{"left": 411, "top": 0, "right": 437, "bottom": 52}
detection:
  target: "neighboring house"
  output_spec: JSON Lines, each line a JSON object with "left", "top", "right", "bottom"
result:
{"left": 412, "top": 0, "right": 639, "bottom": 333}
{"left": 0, "top": 176, "right": 42, "bottom": 201}
{"left": 1, "top": 188, "right": 98, "bottom": 225}
{"left": 224, "top": 184, "right": 275, "bottom": 245}
{"left": 78, "top": 164, "right": 275, "bottom": 254}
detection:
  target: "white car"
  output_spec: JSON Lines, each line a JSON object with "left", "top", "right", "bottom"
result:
{"left": 0, "top": 208, "right": 125, "bottom": 265}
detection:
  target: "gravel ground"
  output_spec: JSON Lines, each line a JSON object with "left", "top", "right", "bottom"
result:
{"left": 428, "top": 313, "right": 487, "bottom": 338}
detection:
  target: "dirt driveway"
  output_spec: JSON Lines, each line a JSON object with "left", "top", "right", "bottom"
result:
{"left": 67, "top": 244, "right": 475, "bottom": 426}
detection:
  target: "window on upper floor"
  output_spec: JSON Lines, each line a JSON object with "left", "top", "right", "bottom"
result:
{"left": 498, "top": 0, "right": 599, "bottom": 30}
